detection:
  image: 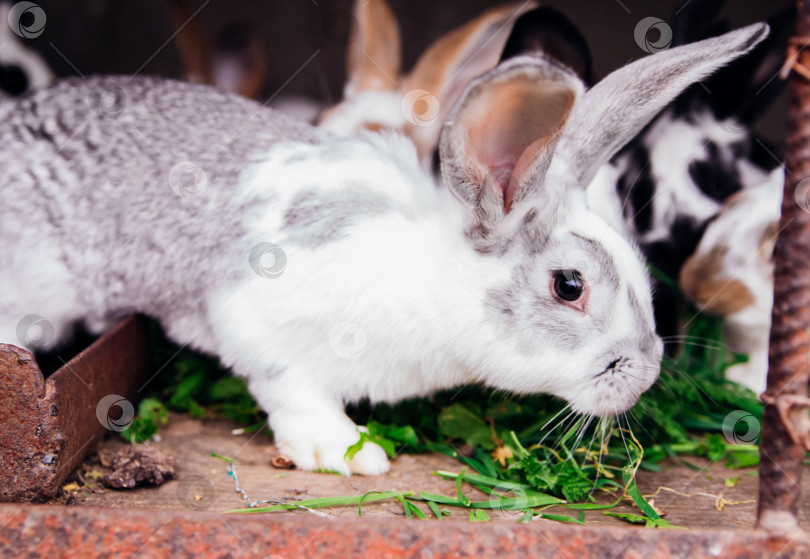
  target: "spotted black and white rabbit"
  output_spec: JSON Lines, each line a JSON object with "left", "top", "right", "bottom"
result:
{"left": 0, "top": 22, "right": 767, "bottom": 474}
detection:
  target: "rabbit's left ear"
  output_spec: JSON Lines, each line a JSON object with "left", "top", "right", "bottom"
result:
{"left": 344, "top": 0, "right": 401, "bottom": 96}
{"left": 440, "top": 57, "right": 583, "bottom": 220}
{"left": 401, "top": 2, "right": 536, "bottom": 116}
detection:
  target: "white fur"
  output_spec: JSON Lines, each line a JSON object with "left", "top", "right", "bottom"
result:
{"left": 319, "top": 91, "right": 405, "bottom": 137}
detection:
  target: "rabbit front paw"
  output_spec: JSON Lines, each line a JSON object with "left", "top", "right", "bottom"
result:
{"left": 272, "top": 413, "right": 391, "bottom": 476}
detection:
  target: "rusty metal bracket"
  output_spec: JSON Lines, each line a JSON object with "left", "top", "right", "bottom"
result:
{"left": 760, "top": 393, "right": 810, "bottom": 450}
{"left": 757, "top": 0, "right": 810, "bottom": 538}
{"left": 0, "top": 316, "right": 150, "bottom": 502}
{"left": 780, "top": 36, "right": 810, "bottom": 80}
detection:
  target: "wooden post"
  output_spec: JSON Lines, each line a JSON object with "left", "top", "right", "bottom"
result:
{"left": 756, "top": 0, "right": 810, "bottom": 537}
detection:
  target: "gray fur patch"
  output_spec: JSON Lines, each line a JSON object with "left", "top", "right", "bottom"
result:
{"left": 485, "top": 259, "right": 601, "bottom": 354}
{"left": 283, "top": 184, "right": 393, "bottom": 247}
{"left": 0, "top": 75, "right": 323, "bottom": 336}
{"left": 628, "top": 290, "right": 655, "bottom": 340}
{"left": 521, "top": 207, "right": 557, "bottom": 255}
{"left": 572, "top": 234, "right": 620, "bottom": 291}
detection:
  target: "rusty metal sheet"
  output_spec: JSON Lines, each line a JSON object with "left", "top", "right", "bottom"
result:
{"left": 1, "top": 504, "right": 809, "bottom": 558}
{"left": 0, "top": 316, "right": 149, "bottom": 502}
{"left": 0, "top": 345, "right": 65, "bottom": 502}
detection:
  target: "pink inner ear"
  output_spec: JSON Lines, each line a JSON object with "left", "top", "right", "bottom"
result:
{"left": 463, "top": 80, "right": 575, "bottom": 211}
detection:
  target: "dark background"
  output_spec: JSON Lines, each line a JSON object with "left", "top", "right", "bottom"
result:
{"left": 22, "top": 0, "right": 793, "bottom": 143}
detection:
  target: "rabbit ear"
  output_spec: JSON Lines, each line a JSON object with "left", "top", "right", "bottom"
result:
{"left": 344, "top": 0, "right": 401, "bottom": 96}
{"left": 401, "top": 2, "right": 536, "bottom": 106}
{"left": 212, "top": 22, "right": 268, "bottom": 100}
{"left": 555, "top": 23, "right": 769, "bottom": 191}
{"left": 169, "top": 0, "right": 214, "bottom": 85}
{"left": 400, "top": 2, "right": 535, "bottom": 163}
{"left": 499, "top": 7, "right": 594, "bottom": 86}
{"left": 440, "top": 56, "right": 583, "bottom": 220}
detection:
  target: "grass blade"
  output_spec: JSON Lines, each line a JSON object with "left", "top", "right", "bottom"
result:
{"left": 226, "top": 491, "right": 413, "bottom": 514}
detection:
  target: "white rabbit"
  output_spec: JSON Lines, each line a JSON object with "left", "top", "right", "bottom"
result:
{"left": 680, "top": 171, "right": 783, "bottom": 393}
{"left": 318, "top": 0, "right": 537, "bottom": 171}
{"left": 0, "top": 22, "right": 768, "bottom": 475}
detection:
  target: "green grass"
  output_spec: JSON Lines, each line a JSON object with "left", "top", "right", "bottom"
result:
{"left": 123, "top": 307, "right": 763, "bottom": 526}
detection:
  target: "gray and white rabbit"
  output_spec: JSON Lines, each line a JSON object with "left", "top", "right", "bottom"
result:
{"left": 0, "top": 22, "right": 767, "bottom": 474}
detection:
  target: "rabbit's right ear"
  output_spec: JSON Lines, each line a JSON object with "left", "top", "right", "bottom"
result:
{"left": 440, "top": 57, "right": 583, "bottom": 228}
{"left": 344, "top": 0, "right": 401, "bottom": 97}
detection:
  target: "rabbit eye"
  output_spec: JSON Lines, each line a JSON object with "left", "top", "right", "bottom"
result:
{"left": 552, "top": 271, "right": 585, "bottom": 303}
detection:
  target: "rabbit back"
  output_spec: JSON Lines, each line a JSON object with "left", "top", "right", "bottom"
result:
{"left": 0, "top": 75, "right": 325, "bottom": 345}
